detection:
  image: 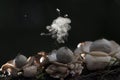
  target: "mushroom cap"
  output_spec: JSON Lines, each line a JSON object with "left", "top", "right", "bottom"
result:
{"left": 68, "top": 63, "right": 83, "bottom": 76}
{"left": 56, "top": 47, "right": 74, "bottom": 64}
{"left": 23, "top": 65, "right": 37, "bottom": 77}
{"left": 15, "top": 54, "right": 27, "bottom": 68}
{"left": 81, "top": 41, "right": 92, "bottom": 53}
{"left": 74, "top": 41, "right": 92, "bottom": 55}
{"left": 85, "top": 52, "right": 111, "bottom": 70}
{"left": 90, "top": 39, "right": 112, "bottom": 53}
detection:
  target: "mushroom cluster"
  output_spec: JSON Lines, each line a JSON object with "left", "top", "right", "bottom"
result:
{"left": 0, "top": 52, "right": 47, "bottom": 78}
{"left": 1, "top": 38, "right": 120, "bottom": 80}
{"left": 46, "top": 47, "right": 83, "bottom": 80}
{"left": 74, "top": 38, "right": 120, "bottom": 70}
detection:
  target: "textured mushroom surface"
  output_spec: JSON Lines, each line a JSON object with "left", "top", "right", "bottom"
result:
{"left": 23, "top": 65, "right": 37, "bottom": 77}
{"left": 90, "top": 39, "right": 112, "bottom": 53}
{"left": 56, "top": 47, "right": 74, "bottom": 64}
{"left": 46, "top": 64, "right": 69, "bottom": 79}
{"left": 15, "top": 54, "right": 27, "bottom": 68}
{"left": 85, "top": 51, "right": 111, "bottom": 70}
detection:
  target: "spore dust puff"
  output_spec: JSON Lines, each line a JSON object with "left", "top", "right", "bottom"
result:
{"left": 41, "top": 16, "right": 71, "bottom": 43}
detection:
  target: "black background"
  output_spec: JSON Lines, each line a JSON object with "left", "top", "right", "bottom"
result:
{"left": 0, "top": 0, "right": 120, "bottom": 66}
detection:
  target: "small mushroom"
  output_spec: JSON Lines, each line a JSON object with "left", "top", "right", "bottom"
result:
{"left": 15, "top": 54, "right": 27, "bottom": 68}
{"left": 74, "top": 39, "right": 120, "bottom": 70}
{"left": 46, "top": 64, "right": 69, "bottom": 79}
{"left": 74, "top": 41, "right": 92, "bottom": 61}
{"left": 56, "top": 47, "right": 74, "bottom": 64}
{"left": 21, "top": 52, "right": 48, "bottom": 77}
{"left": 85, "top": 51, "right": 111, "bottom": 70}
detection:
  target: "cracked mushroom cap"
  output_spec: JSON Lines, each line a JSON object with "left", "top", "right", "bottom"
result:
{"left": 90, "top": 39, "right": 112, "bottom": 53}
{"left": 56, "top": 47, "right": 74, "bottom": 64}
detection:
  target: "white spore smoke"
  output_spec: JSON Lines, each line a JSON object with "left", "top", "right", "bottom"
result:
{"left": 41, "top": 16, "right": 71, "bottom": 43}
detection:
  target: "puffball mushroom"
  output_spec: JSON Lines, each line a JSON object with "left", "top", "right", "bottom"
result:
{"left": 15, "top": 54, "right": 27, "bottom": 68}
{"left": 56, "top": 47, "right": 74, "bottom": 64}
{"left": 85, "top": 51, "right": 111, "bottom": 70}
{"left": 74, "top": 39, "right": 119, "bottom": 55}
{"left": 90, "top": 39, "right": 112, "bottom": 53}
{"left": 74, "top": 39, "right": 120, "bottom": 70}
